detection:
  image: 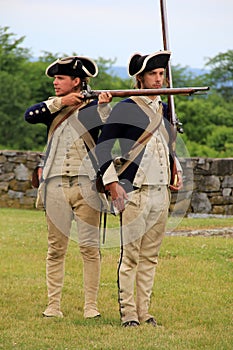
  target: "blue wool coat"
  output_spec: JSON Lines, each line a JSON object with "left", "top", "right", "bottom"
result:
{"left": 96, "top": 98, "right": 173, "bottom": 192}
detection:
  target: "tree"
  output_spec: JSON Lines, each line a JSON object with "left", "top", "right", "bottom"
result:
{"left": 176, "top": 92, "right": 233, "bottom": 156}
{"left": 0, "top": 26, "right": 233, "bottom": 156}
{"left": 0, "top": 26, "right": 31, "bottom": 72}
{"left": 0, "top": 27, "right": 42, "bottom": 150}
{"left": 207, "top": 125, "right": 233, "bottom": 157}
{"left": 205, "top": 50, "right": 233, "bottom": 101}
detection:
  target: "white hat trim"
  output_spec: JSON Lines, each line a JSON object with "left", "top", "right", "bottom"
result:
{"left": 128, "top": 50, "right": 171, "bottom": 76}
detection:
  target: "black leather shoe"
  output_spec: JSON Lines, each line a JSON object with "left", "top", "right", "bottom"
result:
{"left": 122, "top": 321, "right": 139, "bottom": 327}
{"left": 145, "top": 317, "right": 157, "bottom": 327}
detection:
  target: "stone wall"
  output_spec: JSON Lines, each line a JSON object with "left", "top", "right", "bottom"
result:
{"left": 1, "top": 150, "right": 233, "bottom": 215}
{"left": 0, "top": 150, "right": 41, "bottom": 209}
{"left": 170, "top": 157, "right": 233, "bottom": 216}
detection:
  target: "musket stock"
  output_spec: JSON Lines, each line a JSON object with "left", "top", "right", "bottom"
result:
{"left": 82, "top": 86, "right": 209, "bottom": 100}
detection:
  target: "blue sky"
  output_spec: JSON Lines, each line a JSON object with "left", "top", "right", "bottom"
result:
{"left": 1, "top": 0, "right": 232, "bottom": 69}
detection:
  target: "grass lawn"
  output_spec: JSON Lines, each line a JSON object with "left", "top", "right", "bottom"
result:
{"left": 0, "top": 208, "right": 232, "bottom": 350}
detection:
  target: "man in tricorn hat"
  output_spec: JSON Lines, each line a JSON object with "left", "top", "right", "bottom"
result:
{"left": 96, "top": 50, "right": 183, "bottom": 327}
{"left": 25, "top": 56, "right": 112, "bottom": 319}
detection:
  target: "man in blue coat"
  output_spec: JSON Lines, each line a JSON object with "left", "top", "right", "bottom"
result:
{"left": 25, "top": 56, "right": 111, "bottom": 319}
{"left": 96, "top": 50, "right": 183, "bottom": 327}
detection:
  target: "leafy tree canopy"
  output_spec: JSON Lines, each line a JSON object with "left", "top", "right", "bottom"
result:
{"left": 0, "top": 26, "right": 232, "bottom": 157}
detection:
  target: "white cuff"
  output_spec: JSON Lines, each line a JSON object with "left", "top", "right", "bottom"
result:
{"left": 102, "top": 162, "right": 119, "bottom": 185}
{"left": 97, "top": 103, "right": 112, "bottom": 123}
{"left": 45, "top": 97, "right": 63, "bottom": 113}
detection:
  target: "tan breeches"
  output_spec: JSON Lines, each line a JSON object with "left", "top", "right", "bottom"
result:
{"left": 118, "top": 185, "right": 170, "bottom": 323}
{"left": 44, "top": 176, "right": 101, "bottom": 316}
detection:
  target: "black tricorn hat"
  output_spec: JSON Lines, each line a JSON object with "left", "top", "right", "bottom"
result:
{"left": 46, "top": 56, "right": 98, "bottom": 78}
{"left": 128, "top": 50, "right": 171, "bottom": 76}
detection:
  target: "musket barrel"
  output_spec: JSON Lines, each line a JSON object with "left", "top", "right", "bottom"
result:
{"left": 82, "top": 87, "right": 209, "bottom": 99}
{"left": 160, "top": 0, "right": 176, "bottom": 126}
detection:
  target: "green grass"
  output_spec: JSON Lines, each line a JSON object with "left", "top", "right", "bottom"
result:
{"left": 0, "top": 208, "right": 233, "bottom": 350}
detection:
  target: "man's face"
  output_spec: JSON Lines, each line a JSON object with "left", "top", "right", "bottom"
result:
{"left": 53, "top": 75, "right": 80, "bottom": 96}
{"left": 139, "top": 68, "right": 165, "bottom": 89}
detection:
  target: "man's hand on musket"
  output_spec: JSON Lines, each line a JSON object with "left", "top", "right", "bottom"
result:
{"left": 61, "top": 92, "right": 84, "bottom": 106}
{"left": 170, "top": 170, "right": 183, "bottom": 191}
{"left": 105, "top": 182, "right": 128, "bottom": 212}
{"left": 98, "top": 92, "right": 112, "bottom": 104}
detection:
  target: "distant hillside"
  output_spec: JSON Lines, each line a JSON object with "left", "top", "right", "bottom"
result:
{"left": 109, "top": 66, "right": 129, "bottom": 79}
{"left": 31, "top": 58, "right": 207, "bottom": 79}
{"left": 190, "top": 68, "right": 209, "bottom": 76}
{"left": 111, "top": 66, "right": 208, "bottom": 79}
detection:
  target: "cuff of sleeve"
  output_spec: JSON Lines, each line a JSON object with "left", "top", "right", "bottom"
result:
{"left": 102, "top": 162, "right": 119, "bottom": 185}
{"left": 45, "top": 97, "right": 63, "bottom": 113}
{"left": 97, "top": 103, "right": 112, "bottom": 123}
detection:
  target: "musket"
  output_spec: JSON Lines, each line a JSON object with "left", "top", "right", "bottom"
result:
{"left": 160, "top": 0, "right": 184, "bottom": 190}
{"left": 82, "top": 86, "right": 209, "bottom": 100}
{"left": 160, "top": 0, "right": 183, "bottom": 134}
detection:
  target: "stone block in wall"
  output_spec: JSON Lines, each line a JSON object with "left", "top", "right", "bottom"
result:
{"left": 15, "top": 163, "right": 30, "bottom": 181}
{"left": 26, "top": 152, "right": 43, "bottom": 162}
{"left": 180, "top": 158, "right": 195, "bottom": 169}
{"left": 182, "top": 168, "right": 194, "bottom": 189}
{"left": 207, "top": 191, "right": 222, "bottom": 198}
{"left": 0, "top": 151, "right": 17, "bottom": 157}
{"left": 8, "top": 189, "right": 24, "bottom": 199}
{"left": 7, "top": 154, "right": 28, "bottom": 164}
{"left": 171, "top": 189, "right": 193, "bottom": 204}
{"left": 209, "top": 158, "right": 233, "bottom": 176}
{"left": 0, "top": 192, "right": 23, "bottom": 209}
{"left": 222, "top": 175, "right": 233, "bottom": 188}
{"left": 170, "top": 198, "right": 192, "bottom": 215}
{"left": 0, "top": 172, "right": 15, "bottom": 182}
{"left": 27, "top": 160, "right": 40, "bottom": 171}
{"left": 183, "top": 181, "right": 195, "bottom": 192}
{"left": 0, "top": 182, "right": 8, "bottom": 192}
{"left": 212, "top": 204, "right": 233, "bottom": 215}
{"left": 212, "top": 205, "right": 226, "bottom": 215}
{"left": 19, "top": 196, "right": 36, "bottom": 209}
{"left": 25, "top": 188, "right": 37, "bottom": 198}
{"left": 195, "top": 158, "right": 210, "bottom": 174}
{"left": 196, "top": 175, "right": 220, "bottom": 192}
{"left": 209, "top": 195, "right": 233, "bottom": 205}
{"left": 2, "top": 162, "right": 15, "bottom": 172}
{"left": 6, "top": 199, "right": 21, "bottom": 209}
{"left": 193, "top": 174, "right": 203, "bottom": 191}
{"left": 0, "top": 193, "right": 8, "bottom": 207}
{"left": 9, "top": 179, "right": 31, "bottom": 192}
{"left": 222, "top": 188, "right": 232, "bottom": 197}
{"left": 191, "top": 192, "right": 212, "bottom": 213}
{"left": 0, "top": 155, "right": 7, "bottom": 163}
{"left": 0, "top": 193, "right": 16, "bottom": 208}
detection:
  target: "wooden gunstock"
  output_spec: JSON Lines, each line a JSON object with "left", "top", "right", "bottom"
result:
{"left": 83, "top": 86, "right": 209, "bottom": 99}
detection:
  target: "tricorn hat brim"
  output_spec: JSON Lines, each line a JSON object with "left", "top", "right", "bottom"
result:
{"left": 128, "top": 50, "right": 171, "bottom": 76}
{"left": 46, "top": 56, "right": 98, "bottom": 78}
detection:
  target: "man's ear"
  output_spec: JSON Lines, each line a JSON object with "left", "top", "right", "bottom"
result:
{"left": 73, "top": 77, "right": 81, "bottom": 88}
{"left": 136, "top": 75, "right": 142, "bottom": 89}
